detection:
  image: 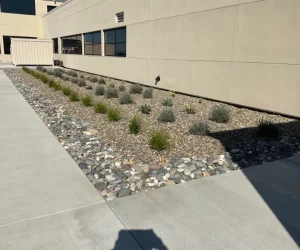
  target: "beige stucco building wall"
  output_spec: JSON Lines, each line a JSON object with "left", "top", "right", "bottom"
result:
{"left": 0, "top": 0, "right": 62, "bottom": 62}
{"left": 41, "top": 0, "right": 300, "bottom": 117}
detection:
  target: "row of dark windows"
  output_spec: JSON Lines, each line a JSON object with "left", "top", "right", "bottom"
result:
{"left": 2, "top": 36, "right": 37, "bottom": 55}
{"left": 56, "top": 27, "right": 126, "bottom": 57}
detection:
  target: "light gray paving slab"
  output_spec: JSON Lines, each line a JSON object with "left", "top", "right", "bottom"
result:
{"left": 0, "top": 70, "right": 104, "bottom": 228}
{"left": 110, "top": 160, "right": 300, "bottom": 250}
{"left": 0, "top": 203, "right": 142, "bottom": 250}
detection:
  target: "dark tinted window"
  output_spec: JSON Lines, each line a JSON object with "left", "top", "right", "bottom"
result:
{"left": 84, "top": 31, "right": 101, "bottom": 55}
{"left": 53, "top": 38, "right": 59, "bottom": 54}
{"left": 3, "top": 36, "right": 37, "bottom": 54}
{"left": 47, "top": 5, "right": 56, "bottom": 13}
{"left": 62, "top": 35, "right": 82, "bottom": 55}
{"left": 1, "top": 0, "right": 36, "bottom": 15}
{"left": 104, "top": 27, "right": 126, "bottom": 57}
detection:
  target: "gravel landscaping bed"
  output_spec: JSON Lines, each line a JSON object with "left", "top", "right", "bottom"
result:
{"left": 4, "top": 68, "right": 300, "bottom": 200}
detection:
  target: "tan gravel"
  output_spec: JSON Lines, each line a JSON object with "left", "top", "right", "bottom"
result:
{"left": 5, "top": 68, "right": 300, "bottom": 164}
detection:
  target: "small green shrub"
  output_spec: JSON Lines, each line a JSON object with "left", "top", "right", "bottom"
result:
{"left": 139, "top": 104, "right": 152, "bottom": 115}
{"left": 149, "top": 130, "right": 170, "bottom": 151}
{"left": 185, "top": 105, "right": 196, "bottom": 114}
{"left": 157, "top": 108, "right": 176, "bottom": 123}
{"left": 107, "top": 107, "right": 121, "bottom": 122}
{"left": 189, "top": 122, "right": 210, "bottom": 136}
{"left": 69, "top": 91, "right": 79, "bottom": 102}
{"left": 63, "top": 76, "right": 70, "bottom": 81}
{"left": 48, "top": 70, "right": 55, "bottom": 76}
{"left": 129, "top": 115, "right": 141, "bottom": 135}
{"left": 90, "top": 77, "right": 98, "bottom": 83}
{"left": 119, "top": 92, "right": 133, "bottom": 105}
{"left": 71, "top": 78, "right": 78, "bottom": 84}
{"left": 95, "top": 85, "right": 105, "bottom": 96}
{"left": 67, "top": 71, "right": 78, "bottom": 77}
{"left": 53, "top": 82, "right": 62, "bottom": 91}
{"left": 130, "top": 84, "right": 143, "bottom": 94}
{"left": 54, "top": 70, "right": 63, "bottom": 78}
{"left": 105, "top": 87, "right": 119, "bottom": 99}
{"left": 162, "top": 98, "right": 173, "bottom": 107}
{"left": 210, "top": 106, "right": 230, "bottom": 123}
{"left": 81, "top": 95, "right": 93, "bottom": 107}
{"left": 119, "top": 85, "right": 126, "bottom": 91}
{"left": 36, "top": 66, "right": 47, "bottom": 72}
{"left": 257, "top": 120, "right": 280, "bottom": 138}
{"left": 143, "top": 88, "right": 153, "bottom": 99}
{"left": 169, "top": 90, "right": 176, "bottom": 97}
{"left": 48, "top": 79, "right": 56, "bottom": 88}
{"left": 108, "top": 83, "right": 115, "bottom": 88}
{"left": 39, "top": 75, "right": 49, "bottom": 84}
{"left": 62, "top": 87, "right": 72, "bottom": 96}
{"left": 78, "top": 79, "right": 87, "bottom": 87}
{"left": 94, "top": 102, "right": 108, "bottom": 114}
{"left": 98, "top": 78, "right": 106, "bottom": 84}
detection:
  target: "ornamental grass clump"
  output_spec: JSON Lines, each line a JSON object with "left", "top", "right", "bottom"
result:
{"left": 95, "top": 85, "right": 105, "bottom": 96}
{"left": 90, "top": 77, "right": 98, "bottom": 83}
{"left": 98, "top": 78, "right": 106, "bottom": 84}
{"left": 157, "top": 108, "right": 176, "bottom": 123}
{"left": 143, "top": 88, "right": 153, "bottom": 99}
{"left": 119, "top": 92, "right": 133, "bottom": 104}
{"left": 69, "top": 91, "right": 79, "bottom": 102}
{"left": 257, "top": 119, "right": 280, "bottom": 139}
{"left": 105, "top": 86, "right": 119, "bottom": 99}
{"left": 67, "top": 71, "right": 78, "bottom": 77}
{"left": 130, "top": 84, "right": 143, "bottom": 94}
{"left": 189, "top": 122, "right": 210, "bottom": 136}
{"left": 62, "top": 86, "right": 72, "bottom": 96}
{"left": 78, "top": 78, "right": 87, "bottom": 87}
{"left": 210, "top": 106, "right": 230, "bottom": 123}
{"left": 185, "top": 105, "right": 196, "bottom": 114}
{"left": 94, "top": 102, "right": 108, "bottom": 114}
{"left": 81, "top": 95, "right": 93, "bottom": 107}
{"left": 162, "top": 98, "right": 173, "bottom": 107}
{"left": 107, "top": 107, "right": 121, "bottom": 122}
{"left": 129, "top": 115, "right": 141, "bottom": 135}
{"left": 149, "top": 130, "right": 171, "bottom": 151}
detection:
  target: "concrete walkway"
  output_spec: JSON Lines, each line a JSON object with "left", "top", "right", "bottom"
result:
{"left": 0, "top": 69, "right": 299, "bottom": 249}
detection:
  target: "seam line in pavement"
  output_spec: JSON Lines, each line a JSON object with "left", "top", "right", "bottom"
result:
{"left": 0, "top": 201, "right": 104, "bottom": 229}
{"left": 107, "top": 201, "right": 145, "bottom": 250}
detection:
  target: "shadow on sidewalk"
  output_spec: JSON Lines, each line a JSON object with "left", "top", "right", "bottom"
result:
{"left": 112, "top": 229, "right": 168, "bottom": 250}
{"left": 209, "top": 120, "right": 300, "bottom": 246}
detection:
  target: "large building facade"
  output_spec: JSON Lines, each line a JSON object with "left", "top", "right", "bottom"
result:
{"left": 2, "top": 0, "right": 300, "bottom": 117}
{"left": 0, "top": 0, "right": 64, "bottom": 62}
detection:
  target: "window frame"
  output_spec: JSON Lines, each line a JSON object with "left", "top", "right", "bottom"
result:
{"left": 104, "top": 27, "right": 126, "bottom": 57}
{"left": 84, "top": 31, "right": 101, "bottom": 56}
{"left": 47, "top": 5, "right": 56, "bottom": 13}
{"left": 53, "top": 38, "right": 59, "bottom": 54}
{"left": 61, "top": 34, "right": 83, "bottom": 55}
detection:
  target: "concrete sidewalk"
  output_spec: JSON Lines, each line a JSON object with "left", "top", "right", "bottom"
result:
{"left": 0, "top": 70, "right": 142, "bottom": 250}
{"left": 0, "top": 69, "right": 299, "bottom": 249}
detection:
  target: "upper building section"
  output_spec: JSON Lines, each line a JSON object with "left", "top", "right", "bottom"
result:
{"left": 0, "top": 0, "right": 66, "bottom": 16}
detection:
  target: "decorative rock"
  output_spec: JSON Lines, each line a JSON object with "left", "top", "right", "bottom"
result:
{"left": 184, "top": 168, "right": 192, "bottom": 176}
{"left": 117, "top": 188, "right": 131, "bottom": 198}
{"left": 141, "top": 164, "right": 150, "bottom": 173}
{"left": 94, "top": 182, "right": 107, "bottom": 192}
{"left": 187, "top": 164, "right": 196, "bottom": 172}
{"left": 115, "top": 161, "right": 121, "bottom": 168}
{"left": 147, "top": 177, "right": 159, "bottom": 187}
{"left": 166, "top": 180, "right": 176, "bottom": 186}
{"left": 177, "top": 164, "right": 187, "bottom": 169}
{"left": 203, "top": 172, "right": 210, "bottom": 177}
{"left": 79, "top": 162, "right": 88, "bottom": 169}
